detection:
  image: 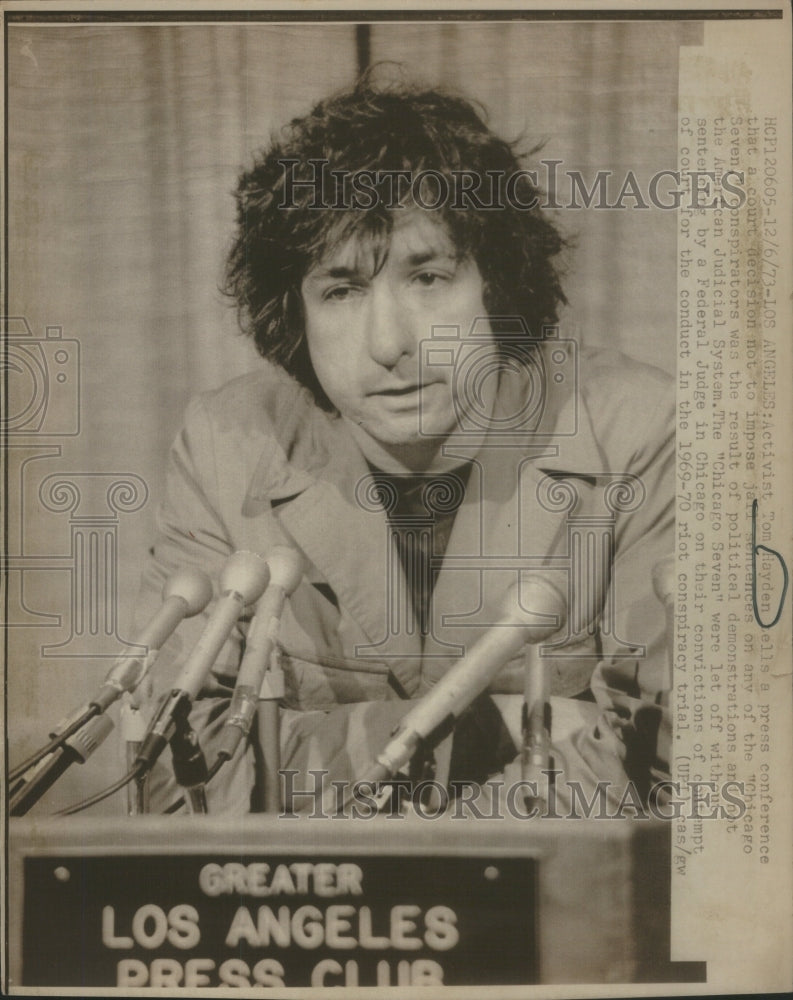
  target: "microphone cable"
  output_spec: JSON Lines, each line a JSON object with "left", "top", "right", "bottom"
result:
{"left": 53, "top": 764, "right": 145, "bottom": 818}
{"left": 53, "top": 742, "right": 232, "bottom": 818}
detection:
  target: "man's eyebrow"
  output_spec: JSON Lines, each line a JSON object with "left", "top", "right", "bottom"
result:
{"left": 404, "top": 250, "right": 457, "bottom": 266}
{"left": 308, "top": 264, "right": 364, "bottom": 280}
{"left": 308, "top": 249, "right": 457, "bottom": 280}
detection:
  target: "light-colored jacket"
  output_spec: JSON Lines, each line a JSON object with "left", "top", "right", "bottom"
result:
{"left": 135, "top": 342, "right": 673, "bottom": 809}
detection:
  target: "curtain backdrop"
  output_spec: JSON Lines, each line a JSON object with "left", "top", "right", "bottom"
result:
{"left": 6, "top": 20, "right": 698, "bottom": 811}
{"left": 370, "top": 20, "right": 701, "bottom": 368}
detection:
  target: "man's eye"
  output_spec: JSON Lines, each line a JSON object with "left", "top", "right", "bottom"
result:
{"left": 323, "top": 285, "right": 357, "bottom": 301}
{"left": 414, "top": 271, "right": 446, "bottom": 287}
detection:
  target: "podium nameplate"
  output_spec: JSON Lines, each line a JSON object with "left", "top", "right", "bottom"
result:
{"left": 21, "top": 851, "right": 536, "bottom": 989}
{"left": 9, "top": 815, "right": 689, "bottom": 989}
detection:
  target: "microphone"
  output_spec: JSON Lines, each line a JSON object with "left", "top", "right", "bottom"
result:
{"left": 121, "top": 699, "right": 150, "bottom": 815}
{"left": 90, "top": 568, "right": 213, "bottom": 713}
{"left": 8, "top": 568, "right": 214, "bottom": 790}
{"left": 10, "top": 714, "right": 115, "bottom": 816}
{"left": 521, "top": 640, "right": 565, "bottom": 807}
{"left": 218, "top": 546, "right": 304, "bottom": 761}
{"left": 135, "top": 551, "right": 270, "bottom": 773}
{"left": 359, "top": 577, "right": 567, "bottom": 786}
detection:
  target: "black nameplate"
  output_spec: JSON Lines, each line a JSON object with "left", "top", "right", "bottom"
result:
{"left": 22, "top": 853, "right": 537, "bottom": 988}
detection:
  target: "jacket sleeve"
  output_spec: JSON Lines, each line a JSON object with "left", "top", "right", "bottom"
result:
{"left": 132, "top": 394, "right": 243, "bottom": 694}
{"left": 130, "top": 395, "right": 251, "bottom": 812}
{"left": 581, "top": 376, "right": 675, "bottom": 794}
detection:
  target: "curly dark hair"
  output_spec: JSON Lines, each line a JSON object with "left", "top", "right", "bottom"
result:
{"left": 223, "top": 73, "right": 567, "bottom": 409}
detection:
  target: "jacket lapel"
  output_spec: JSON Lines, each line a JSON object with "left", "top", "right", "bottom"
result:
{"left": 250, "top": 413, "right": 421, "bottom": 659}
{"left": 426, "top": 346, "right": 606, "bottom": 678}
{"left": 427, "top": 441, "right": 565, "bottom": 658}
{"left": 239, "top": 340, "right": 606, "bottom": 688}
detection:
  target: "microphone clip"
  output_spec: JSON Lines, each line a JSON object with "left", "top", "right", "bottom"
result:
{"left": 169, "top": 718, "right": 209, "bottom": 791}
{"left": 134, "top": 688, "right": 192, "bottom": 772}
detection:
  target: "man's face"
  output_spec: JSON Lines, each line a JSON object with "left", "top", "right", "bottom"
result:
{"left": 301, "top": 212, "right": 494, "bottom": 467}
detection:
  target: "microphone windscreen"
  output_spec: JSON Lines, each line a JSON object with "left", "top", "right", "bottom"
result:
{"left": 162, "top": 567, "right": 213, "bottom": 617}
{"left": 506, "top": 577, "right": 567, "bottom": 641}
{"left": 266, "top": 546, "right": 304, "bottom": 595}
{"left": 219, "top": 551, "right": 270, "bottom": 605}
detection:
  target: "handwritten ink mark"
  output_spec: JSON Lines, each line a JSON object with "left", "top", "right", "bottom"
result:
{"left": 751, "top": 498, "right": 789, "bottom": 628}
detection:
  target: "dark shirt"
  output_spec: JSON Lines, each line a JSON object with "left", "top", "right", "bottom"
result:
{"left": 366, "top": 462, "right": 472, "bottom": 640}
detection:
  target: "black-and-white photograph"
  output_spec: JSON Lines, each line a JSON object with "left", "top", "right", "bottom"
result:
{"left": 4, "top": 2, "right": 792, "bottom": 995}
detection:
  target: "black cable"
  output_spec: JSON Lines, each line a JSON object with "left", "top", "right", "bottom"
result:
{"left": 163, "top": 752, "right": 228, "bottom": 815}
{"left": 207, "top": 754, "right": 226, "bottom": 782}
{"left": 9, "top": 706, "right": 98, "bottom": 784}
{"left": 53, "top": 766, "right": 142, "bottom": 817}
{"left": 10, "top": 749, "right": 66, "bottom": 815}
{"left": 9, "top": 775, "right": 28, "bottom": 799}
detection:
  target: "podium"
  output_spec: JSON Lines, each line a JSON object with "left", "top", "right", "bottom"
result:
{"left": 8, "top": 814, "right": 703, "bottom": 990}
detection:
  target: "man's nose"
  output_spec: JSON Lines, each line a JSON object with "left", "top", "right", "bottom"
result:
{"left": 366, "top": 285, "right": 416, "bottom": 368}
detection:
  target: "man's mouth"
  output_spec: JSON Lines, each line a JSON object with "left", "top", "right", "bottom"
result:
{"left": 373, "top": 384, "right": 422, "bottom": 396}
{"left": 369, "top": 380, "right": 442, "bottom": 397}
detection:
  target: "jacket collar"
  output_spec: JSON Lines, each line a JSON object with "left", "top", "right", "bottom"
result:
{"left": 241, "top": 342, "right": 604, "bottom": 656}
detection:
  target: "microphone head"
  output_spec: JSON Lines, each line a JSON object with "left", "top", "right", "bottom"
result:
{"left": 219, "top": 550, "right": 270, "bottom": 605}
{"left": 266, "top": 546, "right": 305, "bottom": 596}
{"left": 505, "top": 577, "right": 567, "bottom": 641}
{"left": 162, "top": 567, "right": 213, "bottom": 616}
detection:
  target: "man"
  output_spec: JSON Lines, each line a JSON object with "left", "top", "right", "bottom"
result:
{"left": 135, "top": 76, "right": 673, "bottom": 815}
